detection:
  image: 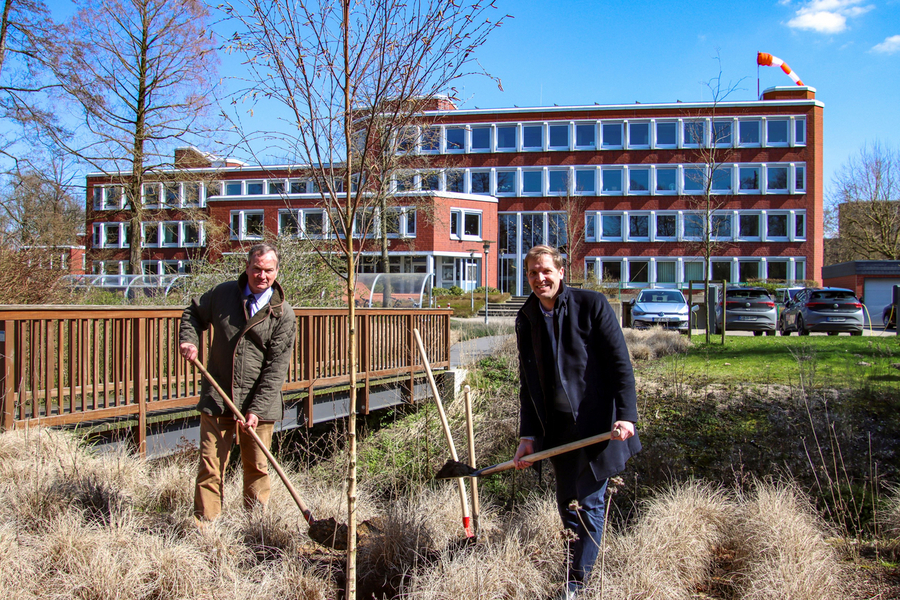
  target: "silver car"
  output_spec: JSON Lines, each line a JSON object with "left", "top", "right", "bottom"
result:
{"left": 630, "top": 289, "right": 694, "bottom": 331}
{"left": 778, "top": 287, "right": 864, "bottom": 336}
{"left": 714, "top": 286, "right": 777, "bottom": 335}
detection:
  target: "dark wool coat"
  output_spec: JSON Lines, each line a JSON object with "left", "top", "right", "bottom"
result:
{"left": 180, "top": 273, "right": 296, "bottom": 422}
{"left": 516, "top": 283, "right": 641, "bottom": 481}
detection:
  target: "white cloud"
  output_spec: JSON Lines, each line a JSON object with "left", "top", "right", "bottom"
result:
{"left": 786, "top": 0, "right": 874, "bottom": 33}
{"left": 872, "top": 34, "right": 900, "bottom": 53}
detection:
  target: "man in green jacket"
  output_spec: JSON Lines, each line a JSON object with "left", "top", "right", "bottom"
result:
{"left": 180, "top": 243, "right": 296, "bottom": 521}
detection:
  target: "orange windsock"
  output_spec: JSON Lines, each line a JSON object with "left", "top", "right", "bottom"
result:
{"left": 757, "top": 52, "right": 804, "bottom": 86}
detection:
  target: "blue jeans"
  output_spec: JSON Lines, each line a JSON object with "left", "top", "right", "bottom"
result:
{"left": 550, "top": 453, "right": 608, "bottom": 591}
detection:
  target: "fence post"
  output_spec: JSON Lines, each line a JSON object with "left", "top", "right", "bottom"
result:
{"left": 1, "top": 321, "right": 13, "bottom": 431}
{"left": 721, "top": 279, "right": 727, "bottom": 344}
{"left": 133, "top": 317, "right": 147, "bottom": 457}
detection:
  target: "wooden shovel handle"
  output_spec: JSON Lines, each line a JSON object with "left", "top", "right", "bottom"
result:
{"left": 191, "top": 358, "right": 313, "bottom": 523}
{"left": 479, "top": 429, "right": 618, "bottom": 477}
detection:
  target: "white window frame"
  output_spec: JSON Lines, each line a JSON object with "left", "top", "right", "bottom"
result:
{"left": 682, "top": 118, "right": 707, "bottom": 148}
{"left": 600, "top": 121, "right": 624, "bottom": 149}
{"left": 574, "top": 121, "right": 597, "bottom": 150}
{"left": 495, "top": 124, "right": 518, "bottom": 152}
{"left": 762, "top": 210, "right": 790, "bottom": 241}
{"left": 600, "top": 167, "right": 624, "bottom": 195}
{"left": 792, "top": 164, "right": 806, "bottom": 193}
{"left": 548, "top": 122, "right": 572, "bottom": 151}
{"left": 92, "top": 222, "right": 130, "bottom": 249}
{"left": 521, "top": 122, "right": 544, "bottom": 151}
{"left": 626, "top": 166, "right": 651, "bottom": 195}
{"left": 573, "top": 167, "right": 596, "bottom": 196}
{"left": 141, "top": 221, "right": 160, "bottom": 247}
{"left": 450, "top": 208, "right": 483, "bottom": 241}
{"left": 653, "top": 119, "right": 678, "bottom": 149}
{"left": 793, "top": 117, "right": 807, "bottom": 146}
{"left": 585, "top": 212, "right": 598, "bottom": 242}
{"left": 444, "top": 125, "right": 467, "bottom": 153}
{"left": 142, "top": 183, "right": 161, "bottom": 209}
{"left": 470, "top": 124, "right": 492, "bottom": 153}
{"left": 599, "top": 211, "right": 624, "bottom": 241}
{"left": 652, "top": 211, "right": 678, "bottom": 242}
{"left": 764, "top": 117, "right": 790, "bottom": 147}
{"left": 736, "top": 211, "right": 762, "bottom": 241}
{"left": 495, "top": 169, "right": 517, "bottom": 196}
{"left": 764, "top": 164, "right": 789, "bottom": 193}
{"left": 626, "top": 120, "right": 651, "bottom": 149}
{"left": 625, "top": 211, "right": 651, "bottom": 242}
{"left": 547, "top": 168, "right": 570, "bottom": 196}
{"left": 738, "top": 165, "right": 762, "bottom": 194}
{"left": 737, "top": 118, "right": 762, "bottom": 147}
{"left": 469, "top": 168, "right": 492, "bottom": 195}
{"left": 521, "top": 168, "right": 544, "bottom": 196}
{"left": 230, "top": 209, "right": 265, "bottom": 240}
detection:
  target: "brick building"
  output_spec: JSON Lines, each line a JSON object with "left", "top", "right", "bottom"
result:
{"left": 85, "top": 85, "right": 823, "bottom": 295}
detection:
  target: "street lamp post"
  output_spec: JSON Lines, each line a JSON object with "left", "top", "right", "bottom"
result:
{"left": 468, "top": 250, "right": 476, "bottom": 313}
{"left": 482, "top": 241, "right": 492, "bottom": 324}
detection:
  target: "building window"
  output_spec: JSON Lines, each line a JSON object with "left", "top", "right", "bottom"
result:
{"left": 628, "top": 168, "right": 650, "bottom": 193}
{"left": 246, "top": 180, "right": 264, "bottom": 195}
{"left": 161, "top": 222, "right": 179, "bottom": 246}
{"left": 471, "top": 170, "right": 491, "bottom": 194}
{"left": 585, "top": 213, "right": 597, "bottom": 242}
{"left": 684, "top": 213, "right": 705, "bottom": 238}
{"left": 683, "top": 119, "right": 705, "bottom": 146}
{"left": 446, "top": 170, "right": 464, "bottom": 193}
{"left": 711, "top": 213, "right": 732, "bottom": 239}
{"left": 628, "top": 214, "right": 649, "bottom": 240}
{"left": 629, "top": 260, "right": 649, "bottom": 283}
{"left": 289, "top": 179, "right": 306, "bottom": 194}
{"left": 305, "top": 211, "right": 325, "bottom": 236}
{"left": 102, "top": 186, "right": 123, "bottom": 209}
{"left": 406, "top": 209, "right": 416, "bottom": 237}
{"left": 628, "top": 122, "right": 650, "bottom": 148}
{"left": 712, "top": 120, "right": 733, "bottom": 147}
{"left": 575, "top": 123, "right": 596, "bottom": 148}
{"left": 739, "top": 167, "right": 760, "bottom": 192}
{"left": 224, "top": 181, "right": 242, "bottom": 196}
{"left": 548, "top": 212, "right": 567, "bottom": 248}
{"left": 711, "top": 261, "right": 732, "bottom": 282}
{"left": 684, "top": 261, "right": 705, "bottom": 283}
{"left": 523, "top": 124, "right": 543, "bottom": 149}
{"left": 655, "top": 121, "right": 677, "bottom": 147}
{"left": 93, "top": 222, "right": 130, "bottom": 248}
{"left": 766, "top": 166, "right": 788, "bottom": 192}
{"left": 739, "top": 213, "right": 760, "bottom": 239}
{"left": 451, "top": 209, "right": 482, "bottom": 240}
{"left": 657, "top": 261, "right": 677, "bottom": 283}
{"left": 739, "top": 261, "right": 760, "bottom": 283}
{"left": 767, "top": 261, "right": 788, "bottom": 280}
{"left": 463, "top": 211, "right": 481, "bottom": 238}
{"left": 574, "top": 168, "right": 595, "bottom": 194}
{"left": 601, "top": 213, "right": 623, "bottom": 240}
{"left": 683, "top": 167, "right": 705, "bottom": 194}
{"left": 500, "top": 214, "right": 518, "bottom": 253}
{"left": 231, "top": 210, "right": 264, "bottom": 240}
{"left": 549, "top": 123, "right": 569, "bottom": 149}
{"left": 739, "top": 119, "right": 761, "bottom": 146}
{"left": 655, "top": 213, "right": 677, "bottom": 240}
{"left": 794, "top": 118, "right": 806, "bottom": 145}
{"left": 446, "top": 126, "right": 465, "bottom": 151}
{"left": 142, "top": 183, "right": 160, "bottom": 208}
{"left": 766, "top": 119, "right": 789, "bottom": 146}
{"left": 794, "top": 212, "right": 806, "bottom": 239}
{"left": 794, "top": 165, "right": 806, "bottom": 192}
{"left": 421, "top": 171, "right": 440, "bottom": 191}
{"left": 92, "top": 187, "right": 104, "bottom": 209}
{"left": 521, "top": 213, "right": 545, "bottom": 249}
{"left": 142, "top": 222, "right": 159, "bottom": 247}
{"left": 184, "top": 183, "right": 203, "bottom": 207}
{"left": 601, "top": 122, "right": 623, "bottom": 148}
{"left": 420, "top": 127, "right": 440, "bottom": 152}
{"left": 601, "top": 168, "right": 623, "bottom": 193}
{"left": 471, "top": 126, "right": 491, "bottom": 151}
{"left": 522, "top": 170, "right": 542, "bottom": 194}
{"left": 711, "top": 167, "right": 733, "bottom": 192}
{"left": 268, "top": 180, "right": 285, "bottom": 195}
{"left": 656, "top": 167, "right": 677, "bottom": 193}
{"left": 548, "top": 170, "right": 568, "bottom": 194}
{"left": 497, "top": 125, "right": 516, "bottom": 150}
{"left": 496, "top": 169, "right": 516, "bottom": 194}
{"left": 164, "top": 182, "right": 179, "bottom": 206}
{"left": 766, "top": 213, "right": 788, "bottom": 239}
{"left": 279, "top": 210, "right": 301, "bottom": 236}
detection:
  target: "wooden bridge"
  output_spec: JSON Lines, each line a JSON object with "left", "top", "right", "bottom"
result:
{"left": 0, "top": 306, "right": 451, "bottom": 455}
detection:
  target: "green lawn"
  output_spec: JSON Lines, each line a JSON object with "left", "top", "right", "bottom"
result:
{"left": 644, "top": 334, "right": 900, "bottom": 390}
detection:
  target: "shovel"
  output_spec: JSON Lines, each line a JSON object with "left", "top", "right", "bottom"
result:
{"left": 190, "top": 358, "right": 347, "bottom": 549}
{"left": 435, "top": 428, "right": 620, "bottom": 479}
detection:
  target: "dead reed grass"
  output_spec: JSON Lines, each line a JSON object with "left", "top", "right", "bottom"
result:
{"left": 732, "top": 481, "right": 847, "bottom": 600}
{"left": 623, "top": 327, "right": 692, "bottom": 361}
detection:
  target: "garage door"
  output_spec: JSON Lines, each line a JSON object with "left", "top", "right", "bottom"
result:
{"left": 863, "top": 278, "right": 900, "bottom": 325}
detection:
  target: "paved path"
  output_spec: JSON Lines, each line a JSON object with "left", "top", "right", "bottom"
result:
{"left": 451, "top": 334, "right": 514, "bottom": 367}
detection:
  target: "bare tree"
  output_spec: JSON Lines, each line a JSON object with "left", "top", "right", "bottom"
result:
{"left": 222, "top": 1, "right": 503, "bottom": 595}
{"left": 43, "top": 0, "right": 221, "bottom": 274}
{"left": 828, "top": 142, "right": 900, "bottom": 261}
{"left": 0, "top": 157, "right": 83, "bottom": 247}
{"left": 683, "top": 65, "right": 743, "bottom": 342}
{"left": 557, "top": 175, "right": 588, "bottom": 283}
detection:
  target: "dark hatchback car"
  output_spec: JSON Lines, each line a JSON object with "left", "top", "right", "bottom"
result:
{"left": 713, "top": 286, "right": 777, "bottom": 335}
{"left": 884, "top": 303, "right": 897, "bottom": 329}
{"left": 779, "top": 287, "right": 864, "bottom": 336}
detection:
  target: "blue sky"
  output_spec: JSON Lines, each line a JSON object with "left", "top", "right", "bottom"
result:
{"left": 446, "top": 0, "right": 900, "bottom": 201}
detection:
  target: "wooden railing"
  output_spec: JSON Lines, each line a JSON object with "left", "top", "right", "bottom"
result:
{"left": 0, "top": 306, "right": 451, "bottom": 451}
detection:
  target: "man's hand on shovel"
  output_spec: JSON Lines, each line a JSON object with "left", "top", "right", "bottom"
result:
{"left": 512, "top": 421, "right": 633, "bottom": 470}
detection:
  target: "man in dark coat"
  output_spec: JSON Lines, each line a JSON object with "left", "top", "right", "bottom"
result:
{"left": 513, "top": 245, "right": 641, "bottom": 599}
{"left": 180, "top": 243, "right": 296, "bottom": 522}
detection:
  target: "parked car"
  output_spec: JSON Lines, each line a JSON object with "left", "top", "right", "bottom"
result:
{"left": 778, "top": 287, "right": 864, "bottom": 336}
{"left": 630, "top": 288, "right": 695, "bottom": 331}
{"left": 884, "top": 303, "right": 897, "bottom": 329}
{"left": 713, "top": 286, "right": 777, "bottom": 335}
